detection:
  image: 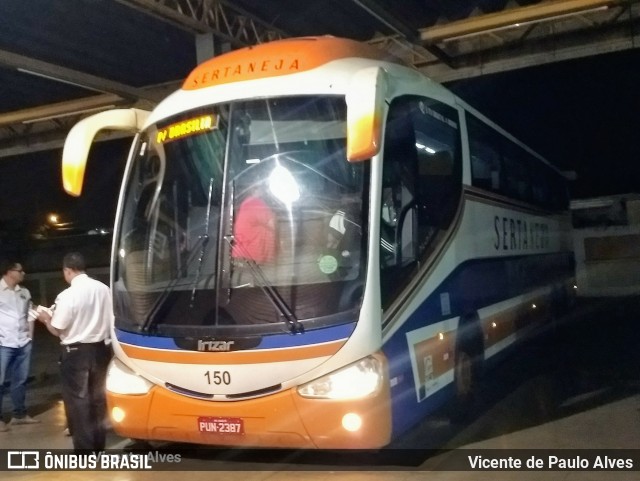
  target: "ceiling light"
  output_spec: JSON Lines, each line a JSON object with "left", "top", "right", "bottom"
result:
{"left": 17, "top": 68, "right": 107, "bottom": 93}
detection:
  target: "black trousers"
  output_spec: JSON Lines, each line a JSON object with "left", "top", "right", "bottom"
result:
{"left": 59, "top": 342, "right": 112, "bottom": 451}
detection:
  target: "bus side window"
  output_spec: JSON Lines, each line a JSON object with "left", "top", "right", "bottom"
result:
{"left": 379, "top": 101, "right": 417, "bottom": 294}
{"left": 468, "top": 117, "right": 502, "bottom": 195}
{"left": 471, "top": 150, "right": 501, "bottom": 192}
{"left": 380, "top": 96, "right": 461, "bottom": 309}
{"left": 416, "top": 149, "right": 457, "bottom": 228}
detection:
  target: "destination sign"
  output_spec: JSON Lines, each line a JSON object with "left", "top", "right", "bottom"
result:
{"left": 156, "top": 114, "right": 218, "bottom": 144}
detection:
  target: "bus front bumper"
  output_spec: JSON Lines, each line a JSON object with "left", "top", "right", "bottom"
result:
{"left": 107, "top": 382, "right": 391, "bottom": 449}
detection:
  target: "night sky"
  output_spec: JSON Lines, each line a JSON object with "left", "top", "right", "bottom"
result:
{"left": 1, "top": 47, "right": 640, "bottom": 231}
{"left": 0, "top": 140, "right": 128, "bottom": 231}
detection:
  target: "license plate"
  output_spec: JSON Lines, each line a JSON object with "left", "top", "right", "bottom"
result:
{"left": 198, "top": 416, "right": 244, "bottom": 435}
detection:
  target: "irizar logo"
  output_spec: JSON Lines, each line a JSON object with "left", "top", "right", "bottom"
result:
{"left": 197, "top": 339, "right": 235, "bottom": 352}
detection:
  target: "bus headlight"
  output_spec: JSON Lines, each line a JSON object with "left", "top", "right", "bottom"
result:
{"left": 297, "top": 356, "right": 383, "bottom": 399}
{"left": 106, "top": 358, "right": 154, "bottom": 395}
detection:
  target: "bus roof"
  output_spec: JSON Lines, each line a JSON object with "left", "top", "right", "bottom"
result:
{"left": 182, "top": 36, "right": 403, "bottom": 91}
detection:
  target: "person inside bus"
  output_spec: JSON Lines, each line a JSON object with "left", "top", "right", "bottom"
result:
{"left": 380, "top": 109, "right": 419, "bottom": 267}
{"left": 231, "top": 185, "right": 277, "bottom": 265}
{"left": 327, "top": 204, "right": 360, "bottom": 252}
{"left": 380, "top": 186, "right": 399, "bottom": 263}
{"left": 325, "top": 202, "right": 361, "bottom": 278}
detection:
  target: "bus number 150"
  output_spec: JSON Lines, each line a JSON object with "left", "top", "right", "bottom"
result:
{"left": 204, "top": 370, "right": 231, "bottom": 385}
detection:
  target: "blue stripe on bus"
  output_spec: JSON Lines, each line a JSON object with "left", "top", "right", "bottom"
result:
{"left": 114, "top": 321, "right": 356, "bottom": 351}
{"left": 383, "top": 251, "right": 574, "bottom": 331}
{"left": 384, "top": 251, "right": 573, "bottom": 437}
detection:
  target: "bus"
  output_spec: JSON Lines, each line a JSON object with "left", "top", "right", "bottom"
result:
{"left": 61, "top": 36, "right": 574, "bottom": 449}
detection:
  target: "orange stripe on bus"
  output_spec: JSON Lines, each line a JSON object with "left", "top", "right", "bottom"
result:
{"left": 183, "top": 36, "right": 397, "bottom": 90}
{"left": 482, "top": 294, "right": 552, "bottom": 350}
{"left": 120, "top": 340, "right": 346, "bottom": 365}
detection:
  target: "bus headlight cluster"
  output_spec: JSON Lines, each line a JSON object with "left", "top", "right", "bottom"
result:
{"left": 106, "top": 358, "right": 154, "bottom": 395}
{"left": 297, "top": 356, "right": 383, "bottom": 400}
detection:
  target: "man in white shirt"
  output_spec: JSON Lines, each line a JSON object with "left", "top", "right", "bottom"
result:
{"left": 0, "top": 259, "right": 41, "bottom": 432}
{"left": 38, "top": 252, "right": 112, "bottom": 451}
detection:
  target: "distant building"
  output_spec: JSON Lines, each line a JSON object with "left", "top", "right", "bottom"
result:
{"left": 571, "top": 194, "right": 640, "bottom": 296}
{"left": 1, "top": 233, "right": 111, "bottom": 305}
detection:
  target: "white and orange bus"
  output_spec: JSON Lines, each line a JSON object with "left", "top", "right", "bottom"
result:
{"left": 61, "top": 36, "right": 574, "bottom": 449}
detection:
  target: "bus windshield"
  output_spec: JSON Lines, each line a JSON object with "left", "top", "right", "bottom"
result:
{"left": 113, "top": 96, "right": 369, "bottom": 337}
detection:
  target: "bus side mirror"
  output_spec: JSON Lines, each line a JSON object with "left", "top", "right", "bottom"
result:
{"left": 346, "top": 67, "right": 387, "bottom": 162}
{"left": 62, "top": 108, "right": 150, "bottom": 196}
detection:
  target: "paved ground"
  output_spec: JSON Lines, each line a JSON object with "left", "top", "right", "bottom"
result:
{"left": 1, "top": 296, "right": 638, "bottom": 480}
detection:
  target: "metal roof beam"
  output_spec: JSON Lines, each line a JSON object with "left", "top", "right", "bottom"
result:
{"left": 115, "top": 0, "right": 288, "bottom": 47}
{"left": 424, "top": 15, "right": 640, "bottom": 83}
{"left": 351, "top": 0, "right": 418, "bottom": 40}
{"left": 0, "top": 81, "right": 180, "bottom": 157}
{"left": 421, "top": 0, "right": 618, "bottom": 44}
{"left": 351, "top": 0, "right": 456, "bottom": 67}
{"left": 0, "top": 95, "right": 124, "bottom": 127}
{"left": 0, "top": 129, "right": 134, "bottom": 159}
{"left": 0, "top": 49, "right": 164, "bottom": 104}
{"left": 0, "top": 80, "right": 178, "bottom": 127}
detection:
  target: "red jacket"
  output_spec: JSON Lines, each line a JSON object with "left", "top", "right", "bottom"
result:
{"left": 232, "top": 196, "right": 276, "bottom": 263}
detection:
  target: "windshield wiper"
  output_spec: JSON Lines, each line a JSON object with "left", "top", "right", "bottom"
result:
{"left": 190, "top": 177, "right": 214, "bottom": 307}
{"left": 140, "top": 178, "right": 215, "bottom": 332}
{"left": 224, "top": 236, "right": 304, "bottom": 335}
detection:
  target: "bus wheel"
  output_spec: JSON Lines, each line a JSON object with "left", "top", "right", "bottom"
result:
{"left": 455, "top": 350, "right": 474, "bottom": 399}
{"left": 449, "top": 345, "right": 481, "bottom": 423}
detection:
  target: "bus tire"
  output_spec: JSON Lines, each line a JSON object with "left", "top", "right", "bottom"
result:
{"left": 449, "top": 322, "right": 483, "bottom": 423}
